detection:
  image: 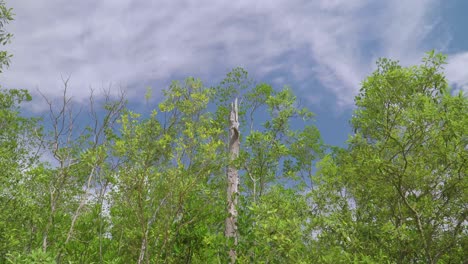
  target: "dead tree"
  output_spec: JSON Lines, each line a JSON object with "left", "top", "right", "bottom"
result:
{"left": 225, "top": 98, "right": 240, "bottom": 263}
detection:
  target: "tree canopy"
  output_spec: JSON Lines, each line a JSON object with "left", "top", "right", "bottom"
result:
{"left": 0, "top": 1, "right": 466, "bottom": 263}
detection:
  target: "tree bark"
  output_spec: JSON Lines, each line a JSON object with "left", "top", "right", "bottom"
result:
{"left": 225, "top": 98, "right": 240, "bottom": 263}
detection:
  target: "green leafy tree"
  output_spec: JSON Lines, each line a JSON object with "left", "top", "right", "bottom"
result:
{"left": 0, "top": 88, "right": 41, "bottom": 261}
{"left": 311, "top": 52, "right": 467, "bottom": 263}
{"left": 0, "top": 1, "right": 45, "bottom": 260}
{"left": 213, "top": 69, "right": 324, "bottom": 263}
{"left": 0, "top": 0, "right": 13, "bottom": 72}
{"left": 104, "top": 70, "right": 325, "bottom": 263}
{"left": 109, "top": 78, "right": 227, "bottom": 263}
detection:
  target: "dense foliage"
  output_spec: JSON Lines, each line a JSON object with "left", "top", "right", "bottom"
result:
{"left": 0, "top": 1, "right": 466, "bottom": 263}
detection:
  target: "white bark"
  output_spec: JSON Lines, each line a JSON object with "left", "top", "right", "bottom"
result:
{"left": 225, "top": 98, "right": 240, "bottom": 263}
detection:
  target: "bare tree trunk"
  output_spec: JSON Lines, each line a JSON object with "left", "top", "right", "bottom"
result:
{"left": 225, "top": 98, "right": 239, "bottom": 263}
{"left": 137, "top": 195, "right": 168, "bottom": 264}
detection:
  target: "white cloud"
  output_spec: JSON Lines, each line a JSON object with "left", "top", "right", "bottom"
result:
{"left": 0, "top": 0, "right": 456, "bottom": 111}
{"left": 446, "top": 52, "right": 468, "bottom": 93}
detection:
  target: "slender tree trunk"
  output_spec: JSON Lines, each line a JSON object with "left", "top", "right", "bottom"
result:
{"left": 137, "top": 234, "right": 148, "bottom": 264}
{"left": 138, "top": 195, "right": 168, "bottom": 264}
{"left": 225, "top": 98, "right": 240, "bottom": 263}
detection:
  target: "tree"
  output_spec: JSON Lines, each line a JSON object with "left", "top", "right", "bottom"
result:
{"left": 0, "top": 0, "right": 13, "bottom": 72}
{"left": 38, "top": 84, "right": 126, "bottom": 263}
{"left": 105, "top": 70, "right": 325, "bottom": 263}
{"left": 213, "top": 68, "right": 324, "bottom": 263}
{"left": 0, "top": 88, "right": 40, "bottom": 261}
{"left": 109, "top": 78, "right": 228, "bottom": 263}
{"left": 0, "top": 1, "right": 45, "bottom": 261}
{"left": 311, "top": 51, "right": 467, "bottom": 263}
{"left": 226, "top": 98, "right": 240, "bottom": 263}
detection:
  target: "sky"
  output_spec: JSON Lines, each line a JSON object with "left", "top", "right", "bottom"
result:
{"left": 1, "top": 0, "right": 467, "bottom": 147}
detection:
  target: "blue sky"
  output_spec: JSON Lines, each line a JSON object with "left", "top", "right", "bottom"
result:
{"left": 1, "top": 0, "right": 467, "bottom": 147}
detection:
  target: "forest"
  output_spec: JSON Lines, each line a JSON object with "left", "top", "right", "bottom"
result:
{"left": 0, "top": 2, "right": 467, "bottom": 263}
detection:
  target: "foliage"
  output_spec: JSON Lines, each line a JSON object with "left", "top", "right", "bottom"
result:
{"left": 311, "top": 51, "right": 467, "bottom": 263}
{"left": 0, "top": 0, "right": 13, "bottom": 72}
{"left": 0, "top": 3, "right": 466, "bottom": 261}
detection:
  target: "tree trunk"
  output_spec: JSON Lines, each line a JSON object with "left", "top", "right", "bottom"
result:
{"left": 225, "top": 98, "right": 240, "bottom": 263}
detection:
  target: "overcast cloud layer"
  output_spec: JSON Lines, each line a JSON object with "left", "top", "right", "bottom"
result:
{"left": 1, "top": 0, "right": 467, "bottom": 111}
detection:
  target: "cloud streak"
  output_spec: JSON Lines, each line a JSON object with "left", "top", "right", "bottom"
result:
{"left": 446, "top": 52, "right": 468, "bottom": 93}
{"left": 1, "top": 0, "right": 464, "bottom": 111}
